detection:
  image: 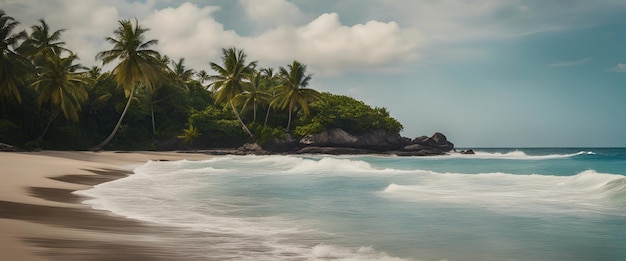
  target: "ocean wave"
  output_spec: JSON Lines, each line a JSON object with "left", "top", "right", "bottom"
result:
{"left": 308, "top": 244, "right": 409, "bottom": 261}
{"left": 446, "top": 150, "right": 595, "bottom": 160}
{"left": 380, "top": 170, "right": 626, "bottom": 216}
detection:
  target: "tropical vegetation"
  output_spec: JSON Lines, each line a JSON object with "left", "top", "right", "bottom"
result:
{"left": 0, "top": 10, "right": 402, "bottom": 150}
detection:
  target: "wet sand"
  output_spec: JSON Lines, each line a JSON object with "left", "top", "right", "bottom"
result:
{"left": 0, "top": 151, "right": 212, "bottom": 260}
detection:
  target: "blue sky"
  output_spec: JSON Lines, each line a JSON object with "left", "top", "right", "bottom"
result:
{"left": 3, "top": 0, "right": 626, "bottom": 147}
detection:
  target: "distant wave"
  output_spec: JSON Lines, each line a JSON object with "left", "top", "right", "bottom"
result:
{"left": 309, "top": 244, "right": 408, "bottom": 261}
{"left": 446, "top": 150, "right": 595, "bottom": 160}
{"left": 381, "top": 170, "right": 626, "bottom": 217}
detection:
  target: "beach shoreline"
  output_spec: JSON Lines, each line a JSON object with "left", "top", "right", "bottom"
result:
{"left": 0, "top": 151, "right": 213, "bottom": 260}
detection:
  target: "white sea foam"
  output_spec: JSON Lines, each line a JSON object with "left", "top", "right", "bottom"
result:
{"left": 446, "top": 150, "right": 594, "bottom": 160}
{"left": 74, "top": 154, "right": 625, "bottom": 259}
{"left": 308, "top": 244, "right": 410, "bottom": 261}
{"left": 381, "top": 170, "right": 626, "bottom": 216}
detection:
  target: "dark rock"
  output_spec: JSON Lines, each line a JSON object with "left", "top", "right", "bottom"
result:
{"left": 262, "top": 134, "right": 300, "bottom": 152}
{"left": 238, "top": 143, "right": 270, "bottom": 155}
{"left": 408, "top": 132, "right": 454, "bottom": 152}
{"left": 299, "top": 128, "right": 410, "bottom": 151}
{"left": 297, "top": 146, "right": 372, "bottom": 155}
{"left": 460, "top": 149, "right": 475, "bottom": 155}
{"left": 262, "top": 128, "right": 455, "bottom": 157}
{"left": 300, "top": 129, "right": 358, "bottom": 147}
{"left": 401, "top": 132, "right": 455, "bottom": 156}
{"left": 0, "top": 143, "right": 22, "bottom": 152}
{"left": 396, "top": 149, "right": 446, "bottom": 156}
{"left": 355, "top": 130, "right": 411, "bottom": 151}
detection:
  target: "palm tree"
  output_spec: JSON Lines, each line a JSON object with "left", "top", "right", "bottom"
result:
{"left": 260, "top": 67, "right": 280, "bottom": 126}
{"left": 274, "top": 61, "right": 320, "bottom": 132}
{"left": 235, "top": 71, "right": 271, "bottom": 124}
{"left": 92, "top": 19, "right": 165, "bottom": 150}
{"left": 196, "top": 70, "right": 209, "bottom": 86}
{"left": 19, "top": 19, "right": 68, "bottom": 60}
{"left": 31, "top": 52, "right": 88, "bottom": 141}
{"left": 171, "top": 58, "right": 195, "bottom": 84}
{"left": 177, "top": 123, "right": 200, "bottom": 147}
{"left": 208, "top": 47, "right": 257, "bottom": 138}
{"left": 0, "top": 10, "right": 28, "bottom": 105}
{"left": 145, "top": 57, "right": 190, "bottom": 135}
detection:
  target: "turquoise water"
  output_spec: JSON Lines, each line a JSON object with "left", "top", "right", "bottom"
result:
{"left": 77, "top": 148, "right": 626, "bottom": 260}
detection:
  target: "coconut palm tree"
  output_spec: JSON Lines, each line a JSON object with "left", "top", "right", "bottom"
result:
{"left": 235, "top": 71, "right": 272, "bottom": 124}
{"left": 274, "top": 61, "right": 320, "bottom": 132}
{"left": 0, "top": 10, "right": 28, "bottom": 105}
{"left": 145, "top": 57, "right": 190, "bottom": 135}
{"left": 260, "top": 67, "right": 279, "bottom": 126}
{"left": 177, "top": 123, "right": 200, "bottom": 147}
{"left": 92, "top": 19, "right": 165, "bottom": 150}
{"left": 171, "top": 58, "right": 195, "bottom": 84}
{"left": 31, "top": 52, "right": 88, "bottom": 141}
{"left": 196, "top": 70, "right": 209, "bottom": 86}
{"left": 208, "top": 47, "right": 257, "bottom": 138}
{"left": 20, "top": 19, "right": 68, "bottom": 60}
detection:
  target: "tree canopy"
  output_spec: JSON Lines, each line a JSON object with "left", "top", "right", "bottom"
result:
{"left": 0, "top": 10, "right": 404, "bottom": 151}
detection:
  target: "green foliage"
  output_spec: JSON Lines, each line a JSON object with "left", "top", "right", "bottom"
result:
{"left": 272, "top": 61, "right": 320, "bottom": 132}
{"left": 254, "top": 125, "right": 285, "bottom": 145}
{"left": 178, "top": 124, "right": 200, "bottom": 146}
{"left": 294, "top": 92, "right": 403, "bottom": 136}
{"left": 208, "top": 47, "right": 257, "bottom": 138}
{"left": 0, "top": 119, "right": 18, "bottom": 139}
{"left": 188, "top": 106, "right": 248, "bottom": 148}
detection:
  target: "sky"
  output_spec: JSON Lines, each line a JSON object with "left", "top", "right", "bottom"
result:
{"left": 3, "top": 0, "right": 626, "bottom": 147}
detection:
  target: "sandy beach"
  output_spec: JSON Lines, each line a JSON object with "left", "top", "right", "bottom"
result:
{"left": 0, "top": 151, "right": 212, "bottom": 260}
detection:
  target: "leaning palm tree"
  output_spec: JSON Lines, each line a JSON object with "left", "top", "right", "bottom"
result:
{"left": 260, "top": 67, "right": 280, "bottom": 126}
{"left": 31, "top": 52, "right": 88, "bottom": 141}
{"left": 92, "top": 19, "right": 165, "bottom": 150}
{"left": 0, "top": 10, "right": 28, "bottom": 105}
{"left": 274, "top": 61, "right": 320, "bottom": 132}
{"left": 208, "top": 47, "right": 257, "bottom": 138}
{"left": 235, "top": 71, "right": 271, "bottom": 124}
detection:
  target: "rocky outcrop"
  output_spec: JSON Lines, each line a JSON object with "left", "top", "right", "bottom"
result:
{"left": 398, "top": 132, "right": 455, "bottom": 156}
{"left": 261, "top": 134, "right": 299, "bottom": 152}
{"left": 238, "top": 143, "right": 270, "bottom": 155}
{"left": 299, "top": 128, "right": 358, "bottom": 147}
{"left": 296, "top": 146, "right": 372, "bottom": 155}
{"left": 259, "top": 128, "right": 455, "bottom": 156}
{"left": 299, "top": 128, "right": 410, "bottom": 151}
{"left": 354, "top": 130, "right": 411, "bottom": 151}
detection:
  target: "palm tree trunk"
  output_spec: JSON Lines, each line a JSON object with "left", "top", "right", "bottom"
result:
{"left": 286, "top": 101, "right": 293, "bottom": 133}
{"left": 92, "top": 88, "right": 135, "bottom": 151}
{"left": 252, "top": 100, "right": 257, "bottom": 124}
{"left": 37, "top": 111, "right": 59, "bottom": 142}
{"left": 264, "top": 105, "right": 271, "bottom": 126}
{"left": 151, "top": 101, "right": 156, "bottom": 135}
{"left": 230, "top": 99, "right": 254, "bottom": 138}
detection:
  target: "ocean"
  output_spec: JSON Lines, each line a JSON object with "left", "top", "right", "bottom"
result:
{"left": 75, "top": 148, "right": 626, "bottom": 260}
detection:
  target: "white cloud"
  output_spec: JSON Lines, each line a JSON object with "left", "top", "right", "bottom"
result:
{"left": 143, "top": 5, "right": 420, "bottom": 75}
{"left": 238, "top": 0, "right": 305, "bottom": 28}
{"left": 2, "top": 0, "right": 157, "bottom": 67}
{"left": 610, "top": 63, "right": 626, "bottom": 72}
{"left": 548, "top": 58, "right": 591, "bottom": 67}
{"left": 143, "top": 3, "right": 238, "bottom": 70}
{"left": 244, "top": 13, "right": 421, "bottom": 75}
